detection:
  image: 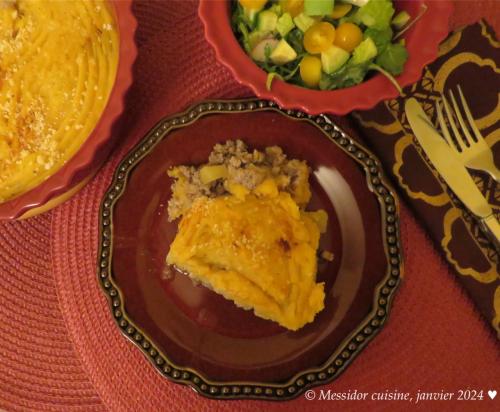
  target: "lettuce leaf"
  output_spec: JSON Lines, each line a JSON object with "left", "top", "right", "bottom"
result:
{"left": 355, "top": 0, "right": 394, "bottom": 30}
{"left": 286, "top": 28, "right": 305, "bottom": 54}
{"left": 375, "top": 42, "right": 408, "bottom": 75}
{"left": 319, "top": 61, "right": 370, "bottom": 90}
{"left": 364, "top": 27, "right": 393, "bottom": 54}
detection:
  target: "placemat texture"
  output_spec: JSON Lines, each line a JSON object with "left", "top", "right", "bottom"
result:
{"left": 1, "top": 1, "right": 499, "bottom": 411}
{"left": 0, "top": 213, "right": 104, "bottom": 411}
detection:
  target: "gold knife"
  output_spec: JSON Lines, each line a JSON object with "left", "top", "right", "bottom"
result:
{"left": 405, "top": 98, "right": 500, "bottom": 250}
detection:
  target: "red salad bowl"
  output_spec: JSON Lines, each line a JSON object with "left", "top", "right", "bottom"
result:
{"left": 199, "top": 0, "right": 453, "bottom": 115}
{"left": 0, "top": 0, "right": 137, "bottom": 220}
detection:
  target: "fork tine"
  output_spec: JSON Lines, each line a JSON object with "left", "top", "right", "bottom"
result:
{"left": 435, "top": 101, "right": 456, "bottom": 149}
{"left": 441, "top": 93, "right": 465, "bottom": 151}
{"left": 457, "top": 85, "right": 483, "bottom": 143}
{"left": 448, "top": 89, "right": 474, "bottom": 146}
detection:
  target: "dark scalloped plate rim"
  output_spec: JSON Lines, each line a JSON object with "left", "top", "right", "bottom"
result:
{"left": 97, "top": 99, "right": 404, "bottom": 401}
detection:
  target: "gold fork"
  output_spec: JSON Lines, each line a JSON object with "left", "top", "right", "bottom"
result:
{"left": 435, "top": 85, "right": 500, "bottom": 182}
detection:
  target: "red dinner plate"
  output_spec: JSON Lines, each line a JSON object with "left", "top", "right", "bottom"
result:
{"left": 199, "top": 0, "right": 453, "bottom": 115}
{"left": 98, "top": 99, "right": 403, "bottom": 400}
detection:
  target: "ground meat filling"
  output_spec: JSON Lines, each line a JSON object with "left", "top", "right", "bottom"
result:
{"left": 167, "top": 139, "right": 311, "bottom": 221}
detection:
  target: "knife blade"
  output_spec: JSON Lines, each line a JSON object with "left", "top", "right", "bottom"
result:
{"left": 404, "top": 98, "right": 500, "bottom": 249}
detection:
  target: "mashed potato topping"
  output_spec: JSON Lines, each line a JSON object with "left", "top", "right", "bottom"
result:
{"left": 0, "top": 0, "right": 118, "bottom": 202}
{"left": 166, "top": 140, "right": 329, "bottom": 331}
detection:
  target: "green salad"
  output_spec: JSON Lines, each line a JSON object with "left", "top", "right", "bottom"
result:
{"left": 232, "top": 0, "right": 414, "bottom": 91}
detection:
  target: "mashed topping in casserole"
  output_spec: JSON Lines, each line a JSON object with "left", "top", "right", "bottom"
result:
{"left": 0, "top": 0, "right": 119, "bottom": 202}
{"left": 166, "top": 140, "right": 330, "bottom": 331}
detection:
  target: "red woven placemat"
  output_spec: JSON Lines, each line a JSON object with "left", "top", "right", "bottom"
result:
{"left": 1, "top": 1, "right": 500, "bottom": 411}
{"left": 0, "top": 214, "right": 104, "bottom": 411}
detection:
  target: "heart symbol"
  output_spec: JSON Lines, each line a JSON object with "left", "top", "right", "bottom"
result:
{"left": 488, "top": 390, "right": 497, "bottom": 400}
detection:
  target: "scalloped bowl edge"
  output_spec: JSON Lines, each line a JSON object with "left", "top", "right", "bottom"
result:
{"left": 199, "top": 0, "right": 453, "bottom": 115}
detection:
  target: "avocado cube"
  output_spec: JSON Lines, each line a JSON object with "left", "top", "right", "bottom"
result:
{"left": 321, "top": 45, "right": 350, "bottom": 74}
{"left": 392, "top": 11, "right": 410, "bottom": 29}
{"left": 277, "top": 12, "right": 295, "bottom": 37}
{"left": 293, "top": 12, "right": 317, "bottom": 32}
{"left": 270, "top": 39, "right": 298, "bottom": 64}
{"left": 257, "top": 10, "right": 278, "bottom": 32}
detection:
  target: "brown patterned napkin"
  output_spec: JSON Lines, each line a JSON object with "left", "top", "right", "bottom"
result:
{"left": 352, "top": 21, "right": 500, "bottom": 337}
